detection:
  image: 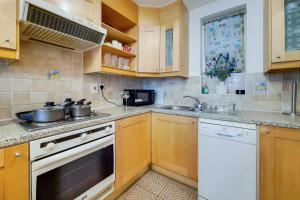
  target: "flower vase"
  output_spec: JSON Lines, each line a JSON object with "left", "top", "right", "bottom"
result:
{"left": 216, "top": 81, "right": 227, "bottom": 95}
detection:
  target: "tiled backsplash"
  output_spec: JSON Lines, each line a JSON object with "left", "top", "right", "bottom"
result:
{"left": 143, "top": 71, "right": 300, "bottom": 113}
{"left": 1, "top": 41, "right": 299, "bottom": 121}
{"left": 0, "top": 41, "right": 141, "bottom": 120}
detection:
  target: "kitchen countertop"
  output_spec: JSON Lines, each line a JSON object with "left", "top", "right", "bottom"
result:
{"left": 1, "top": 105, "right": 300, "bottom": 148}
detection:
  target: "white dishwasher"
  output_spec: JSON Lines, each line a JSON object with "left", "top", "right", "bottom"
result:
{"left": 198, "top": 118, "right": 257, "bottom": 200}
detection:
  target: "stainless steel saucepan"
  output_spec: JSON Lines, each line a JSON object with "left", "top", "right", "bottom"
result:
{"left": 70, "top": 99, "right": 92, "bottom": 117}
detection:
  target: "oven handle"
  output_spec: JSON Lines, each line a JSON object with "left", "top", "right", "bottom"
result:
{"left": 32, "top": 134, "right": 114, "bottom": 172}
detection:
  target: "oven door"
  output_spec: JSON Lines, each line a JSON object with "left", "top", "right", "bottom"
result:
{"left": 31, "top": 135, "right": 115, "bottom": 200}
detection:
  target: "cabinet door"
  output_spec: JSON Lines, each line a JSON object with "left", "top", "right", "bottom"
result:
{"left": 152, "top": 113, "right": 198, "bottom": 181}
{"left": 260, "top": 126, "right": 300, "bottom": 200}
{"left": 0, "top": 0, "right": 17, "bottom": 50}
{"left": 271, "top": 0, "right": 300, "bottom": 63}
{"left": 43, "top": 0, "right": 101, "bottom": 25}
{"left": 4, "top": 143, "right": 29, "bottom": 200}
{"left": 138, "top": 25, "right": 160, "bottom": 73}
{"left": 160, "top": 21, "right": 180, "bottom": 73}
{"left": 115, "top": 113, "right": 151, "bottom": 190}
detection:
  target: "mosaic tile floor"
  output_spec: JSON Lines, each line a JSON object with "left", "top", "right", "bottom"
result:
{"left": 117, "top": 170, "right": 198, "bottom": 200}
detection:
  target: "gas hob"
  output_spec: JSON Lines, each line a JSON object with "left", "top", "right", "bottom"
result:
{"left": 16, "top": 112, "right": 111, "bottom": 131}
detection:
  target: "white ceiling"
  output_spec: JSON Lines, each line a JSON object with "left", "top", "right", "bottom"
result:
{"left": 184, "top": 0, "right": 218, "bottom": 10}
{"left": 133, "top": 0, "right": 217, "bottom": 9}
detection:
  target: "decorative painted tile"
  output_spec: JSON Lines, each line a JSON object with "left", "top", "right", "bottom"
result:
{"left": 136, "top": 170, "right": 171, "bottom": 195}
{"left": 122, "top": 184, "right": 156, "bottom": 200}
{"left": 158, "top": 180, "right": 196, "bottom": 200}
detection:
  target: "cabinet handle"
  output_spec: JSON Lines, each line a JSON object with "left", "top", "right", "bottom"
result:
{"left": 265, "top": 129, "right": 270, "bottom": 134}
{"left": 276, "top": 56, "right": 281, "bottom": 59}
{"left": 156, "top": 69, "right": 159, "bottom": 72}
{"left": 0, "top": 39, "right": 10, "bottom": 43}
{"left": 15, "top": 152, "right": 21, "bottom": 157}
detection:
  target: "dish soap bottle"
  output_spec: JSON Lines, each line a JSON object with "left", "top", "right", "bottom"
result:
{"left": 202, "top": 82, "right": 209, "bottom": 94}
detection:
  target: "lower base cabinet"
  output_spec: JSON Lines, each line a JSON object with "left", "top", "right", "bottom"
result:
{"left": 260, "top": 126, "right": 300, "bottom": 200}
{"left": 115, "top": 113, "right": 151, "bottom": 190}
{"left": 0, "top": 143, "right": 29, "bottom": 200}
{"left": 151, "top": 113, "right": 198, "bottom": 182}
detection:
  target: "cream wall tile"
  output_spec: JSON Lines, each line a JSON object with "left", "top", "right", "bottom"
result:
{"left": 0, "top": 93, "right": 12, "bottom": 106}
{"left": 32, "top": 80, "right": 50, "bottom": 92}
{"left": 31, "top": 92, "right": 49, "bottom": 104}
{"left": 13, "top": 92, "right": 31, "bottom": 105}
{"left": 0, "top": 107, "right": 12, "bottom": 120}
{"left": 12, "top": 79, "right": 32, "bottom": 92}
{"left": 0, "top": 78, "right": 11, "bottom": 92}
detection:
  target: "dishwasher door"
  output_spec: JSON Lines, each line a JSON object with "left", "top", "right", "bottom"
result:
{"left": 198, "top": 120, "right": 257, "bottom": 200}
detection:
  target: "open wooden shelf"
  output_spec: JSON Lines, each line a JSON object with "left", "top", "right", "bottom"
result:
{"left": 102, "top": 3, "right": 137, "bottom": 31}
{"left": 102, "top": 44, "right": 136, "bottom": 58}
{"left": 102, "top": 23, "right": 136, "bottom": 44}
{"left": 101, "top": 65, "right": 137, "bottom": 77}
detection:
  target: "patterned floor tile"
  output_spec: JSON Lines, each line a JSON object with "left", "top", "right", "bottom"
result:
{"left": 122, "top": 184, "right": 157, "bottom": 200}
{"left": 189, "top": 189, "right": 198, "bottom": 200}
{"left": 136, "top": 170, "right": 171, "bottom": 195}
{"left": 158, "top": 180, "right": 196, "bottom": 200}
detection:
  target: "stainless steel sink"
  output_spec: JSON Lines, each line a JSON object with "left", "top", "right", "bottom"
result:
{"left": 157, "top": 105, "right": 203, "bottom": 112}
{"left": 158, "top": 105, "right": 192, "bottom": 111}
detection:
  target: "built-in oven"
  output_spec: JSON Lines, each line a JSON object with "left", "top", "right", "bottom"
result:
{"left": 30, "top": 122, "right": 115, "bottom": 200}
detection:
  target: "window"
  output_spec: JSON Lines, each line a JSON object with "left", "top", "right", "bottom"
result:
{"left": 202, "top": 11, "right": 246, "bottom": 95}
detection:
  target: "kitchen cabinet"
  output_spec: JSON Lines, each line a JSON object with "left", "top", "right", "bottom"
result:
{"left": 102, "top": 0, "right": 138, "bottom": 31}
{"left": 267, "top": 0, "right": 300, "bottom": 71}
{"left": 160, "top": 21, "right": 180, "bottom": 73}
{"left": 152, "top": 113, "right": 198, "bottom": 182}
{"left": 0, "top": 0, "right": 19, "bottom": 60}
{"left": 260, "top": 125, "right": 300, "bottom": 200}
{"left": 115, "top": 113, "right": 151, "bottom": 190}
{"left": 137, "top": 0, "right": 189, "bottom": 77}
{"left": 159, "top": 0, "right": 188, "bottom": 75}
{"left": 138, "top": 25, "right": 161, "bottom": 73}
{"left": 0, "top": 143, "right": 29, "bottom": 200}
{"left": 84, "top": 0, "right": 139, "bottom": 76}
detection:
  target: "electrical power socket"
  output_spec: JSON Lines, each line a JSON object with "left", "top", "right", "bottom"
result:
{"left": 99, "top": 84, "right": 105, "bottom": 90}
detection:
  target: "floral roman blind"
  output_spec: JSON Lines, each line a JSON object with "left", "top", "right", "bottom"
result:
{"left": 203, "top": 12, "right": 246, "bottom": 72}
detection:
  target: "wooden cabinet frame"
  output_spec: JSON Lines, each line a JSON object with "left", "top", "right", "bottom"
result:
{"left": 267, "top": 0, "right": 300, "bottom": 71}
{"left": 160, "top": 21, "right": 180, "bottom": 73}
{"left": 260, "top": 125, "right": 300, "bottom": 200}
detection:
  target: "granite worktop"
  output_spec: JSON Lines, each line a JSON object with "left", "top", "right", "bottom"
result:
{"left": 1, "top": 105, "right": 300, "bottom": 148}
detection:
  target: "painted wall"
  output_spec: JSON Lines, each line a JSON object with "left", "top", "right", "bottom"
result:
{"left": 188, "top": 0, "right": 264, "bottom": 76}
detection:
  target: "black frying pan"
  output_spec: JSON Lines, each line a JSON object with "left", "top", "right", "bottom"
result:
{"left": 15, "top": 111, "right": 34, "bottom": 121}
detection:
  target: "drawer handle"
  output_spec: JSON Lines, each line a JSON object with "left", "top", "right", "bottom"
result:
{"left": 15, "top": 152, "right": 21, "bottom": 157}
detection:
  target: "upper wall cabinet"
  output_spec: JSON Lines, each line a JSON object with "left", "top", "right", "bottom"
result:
{"left": 0, "top": 0, "right": 19, "bottom": 60}
{"left": 138, "top": 0, "right": 189, "bottom": 77}
{"left": 138, "top": 25, "right": 161, "bottom": 73}
{"left": 267, "top": 0, "right": 300, "bottom": 71}
{"left": 84, "top": 0, "right": 139, "bottom": 77}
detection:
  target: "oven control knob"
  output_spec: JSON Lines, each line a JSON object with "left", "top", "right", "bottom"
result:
{"left": 81, "top": 133, "right": 88, "bottom": 140}
{"left": 105, "top": 127, "right": 111, "bottom": 133}
{"left": 45, "top": 142, "right": 56, "bottom": 151}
